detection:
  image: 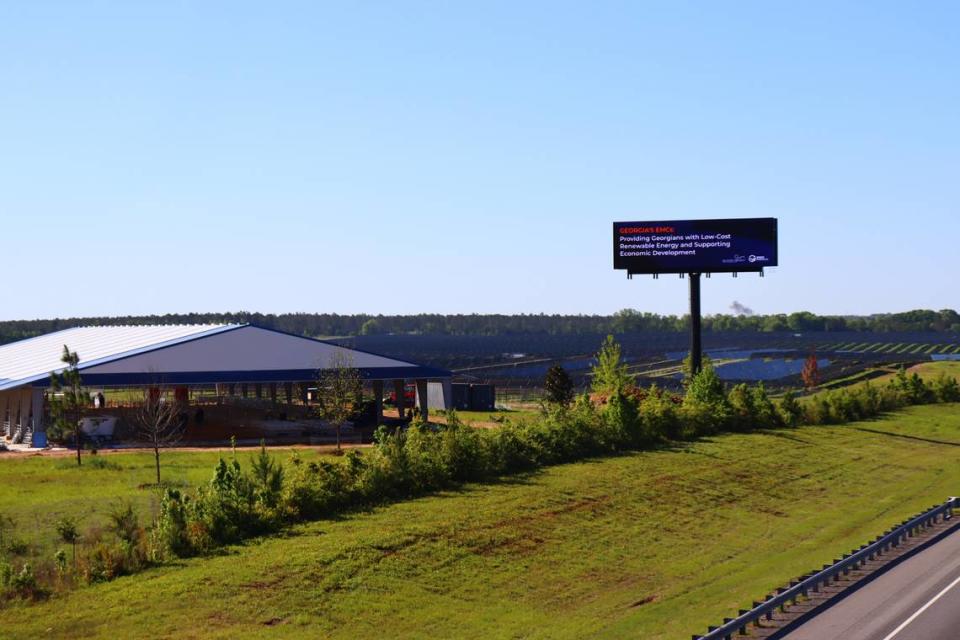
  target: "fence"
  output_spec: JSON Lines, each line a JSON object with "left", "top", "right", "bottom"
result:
{"left": 693, "top": 496, "right": 958, "bottom": 639}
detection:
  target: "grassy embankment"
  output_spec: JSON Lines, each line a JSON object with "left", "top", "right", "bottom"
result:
{"left": 2, "top": 402, "right": 960, "bottom": 639}
{"left": 0, "top": 448, "right": 338, "bottom": 560}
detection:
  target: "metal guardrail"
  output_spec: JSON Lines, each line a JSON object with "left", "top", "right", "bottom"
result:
{"left": 693, "top": 497, "right": 958, "bottom": 640}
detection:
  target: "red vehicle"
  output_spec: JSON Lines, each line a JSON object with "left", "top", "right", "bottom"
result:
{"left": 387, "top": 384, "right": 417, "bottom": 406}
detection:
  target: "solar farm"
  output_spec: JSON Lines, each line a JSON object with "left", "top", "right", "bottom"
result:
{"left": 337, "top": 331, "right": 960, "bottom": 397}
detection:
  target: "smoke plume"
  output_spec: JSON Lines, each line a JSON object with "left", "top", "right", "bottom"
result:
{"left": 730, "top": 300, "right": 754, "bottom": 316}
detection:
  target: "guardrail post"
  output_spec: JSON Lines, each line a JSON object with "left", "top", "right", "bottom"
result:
{"left": 738, "top": 610, "right": 749, "bottom": 635}
{"left": 722, "top": 618, "right": 734, "bottom": 639}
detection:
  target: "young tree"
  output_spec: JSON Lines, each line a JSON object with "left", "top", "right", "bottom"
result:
{"left": 315, "top": 351, "right": 363, "bottom": 452}
{"left": 544, "top": 364, "right": 574, "bottom": 407}
{"left": 134, "top": 386, "right": 185, "bottom": 485}
{"left": 55, "top": 516, "right": 80, "bottom": 569}
{"left": 49, "top": 346, "right": 87, "bottom": 467}
{"left": 801, "top": 351, "right": 820, "bottom": 390}
{"left": 591, "top": 335, "right": 634, "bottom": 394}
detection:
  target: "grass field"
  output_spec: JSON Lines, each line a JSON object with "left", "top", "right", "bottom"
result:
{"left": 2, "top": 403, "right": 960, "bottom": 638}
{"left": 0, "top": 447, "right": 339, "bottom": 560}
{"left": 803, "top": 361, "right": 960, "bottom": 400}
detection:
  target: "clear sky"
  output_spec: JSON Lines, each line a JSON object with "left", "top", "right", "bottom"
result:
{"left": 1, "top": 1, "right": 957, "bottom": 320}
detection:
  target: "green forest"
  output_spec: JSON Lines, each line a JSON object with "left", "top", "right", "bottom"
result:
{"left": 1, "top": 308, "right": 958, "bottom": 345}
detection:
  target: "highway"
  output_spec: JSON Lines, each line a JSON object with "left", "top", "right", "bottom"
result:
{"left": 783, "top": 525, "right": 960, "bottom": 640}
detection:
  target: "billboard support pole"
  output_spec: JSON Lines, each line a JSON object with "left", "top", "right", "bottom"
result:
{"left": 689, "top": 272, "right": 702, "bottom": 376}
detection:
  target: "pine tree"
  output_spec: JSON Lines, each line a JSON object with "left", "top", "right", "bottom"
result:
{"left": 590, "top": 335, "right": 634, "bottom": 394}
{"left": 49, "top": 346, "right": 86, "bottom": 466}
{"left": 544, "top": 364, "right": 574, "bottom": 407}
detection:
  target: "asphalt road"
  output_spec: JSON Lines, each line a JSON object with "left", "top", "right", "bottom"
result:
{"left": 783, "top": 525, "right": 960, "bottom": 640}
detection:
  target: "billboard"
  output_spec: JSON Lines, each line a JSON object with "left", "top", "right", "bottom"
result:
{"left": 613, "top": 218, "right": 778, "bottom": 274}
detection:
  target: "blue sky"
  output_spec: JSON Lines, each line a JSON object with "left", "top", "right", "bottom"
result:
{"left": 1, "top": 1, "right": 957, "bottom": 320}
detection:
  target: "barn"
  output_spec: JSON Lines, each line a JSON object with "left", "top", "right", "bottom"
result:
{"left": 0, "top": 324, "right": 451, "bottom": 447}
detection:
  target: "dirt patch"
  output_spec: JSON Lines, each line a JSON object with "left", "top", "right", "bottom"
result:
{"left": 629, "top": 594, "right": 659, "bottom": 608}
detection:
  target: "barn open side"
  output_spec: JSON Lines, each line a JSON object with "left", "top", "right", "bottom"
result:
{"left": 0, "top": 324, "right": 451, "bottom": 447}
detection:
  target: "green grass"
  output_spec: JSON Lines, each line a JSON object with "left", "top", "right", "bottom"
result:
{"left": 3, "top": 404, "right": 960, "bottom": 638}
{"left": 802, "top": 361, "right": 960, "bottom": 402}
{"left": 0, "top": 447, "right": 336, "bottom": 559}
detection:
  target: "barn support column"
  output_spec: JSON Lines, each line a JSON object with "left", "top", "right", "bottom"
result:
{"left": 442, "top": 379, "right": 453, "bottom": 411}
{"left": 269, "top": 383, "right": 277, "bottom": 406}
{"left": 284, "top": 382, "right": 293, "bottom": 405}
{"left": 393, "top": 379, "right": 406, "bottom": 420}
{"left": 30, "top": 388, "right": 45, "bottom": 447}
{"left": 255, "top": 383, "right": 263, "bottom": 400}
{"left": 1, "top": 391, "right": 11, "bottom": 437}
{"left": 415, "top": 379, "right": 429, "bottom": 423}
{"left": 372, "top": 380, "right": 384, "bottom": 424}
{"left": 241, "top": 384, "right": 249, "bottom": 398}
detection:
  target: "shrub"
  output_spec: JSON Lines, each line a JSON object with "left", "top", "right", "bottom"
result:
{"left": 637, "top": 385, "right": 679, "bottom": 442}
{"left": 778, "top": 391, "right": 803, "bottom": 427}
{"left": 55, "top": 517, "right": 80, "bottom": 566}
{"left": 601, "top": 391, "right": 640, "bottom": 449}
{"left": 80, "top": 538, "right": 148, "bottom": 583}
{"left": 932, "top": 374, "right": 960, "bottom": 403}
{"left": 751, "top": 383, "right": 780, "bottom": 428}
{"left": 682, "top": 365, "right": 731, "bottom": 436}
{"left": 54, "top": 549, "right": 68, "bottom": 576}
{"left": 5, "top": 563, "right": 45, "bottom": 600}
{"left": 728, "top": 384, "right": 757, "bottom": 432}
{"left": 250, "top": 444, "right": 285, "bottom": 510}
{"left": 108, "top": 502, "right": 140, "bottom": 545}
{"left": 4, "top": 538, "right": 30, "bottom": 556}
{"left": 153, "top": 489, "right": 192, "bottom": 558}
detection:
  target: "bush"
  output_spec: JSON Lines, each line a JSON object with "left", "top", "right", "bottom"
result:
{"left": 153, "top": 489, "right": 192, "bottom": 559}
{"left": 4, "top": 538, "right": 30, "bottom": 556}
{"left": 728, "top": 384, "right": 757, "bottom": 432}
{"left": 932, "top": 374, "right": 960, "bottom": 403}
{"left": 751, "top": 383, "right": 780, "bottom": 428}
{"left": 637, "top": 385, "right": 680, "bottom": 441}
{"left": 3, "top": 563, "right": 45, "bottom": 600}
{"left": 778, "top": 391, "right": 803, "bottom": 427}
{"left": 79, "top": 538, "right": 147, "bottom": 583}
{"left": 108, "top": 502, "right": 140, "bottom": 544}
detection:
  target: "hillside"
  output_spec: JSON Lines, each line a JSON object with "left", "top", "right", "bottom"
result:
{"left": 2, "top": 404, "right": 960, "bottom": 638}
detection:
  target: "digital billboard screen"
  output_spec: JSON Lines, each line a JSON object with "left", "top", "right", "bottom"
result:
{"left": 613, "top": 218, "right": 778, "bottom": 274}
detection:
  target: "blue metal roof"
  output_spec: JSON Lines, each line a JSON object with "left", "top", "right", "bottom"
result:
{"left": 0, "top": 324, "right": 450, "bottom": 390}
{"left": 0, "top": 324, "right": 239, "bottom": 391}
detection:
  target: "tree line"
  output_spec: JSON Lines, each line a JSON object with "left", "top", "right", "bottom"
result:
{"left": 1, "top": 308, "right": 958, "bottom": 345}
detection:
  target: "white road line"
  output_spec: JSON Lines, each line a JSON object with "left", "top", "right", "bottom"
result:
{"left": 881, "top": 574, "right": 960, "bottom": 640}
